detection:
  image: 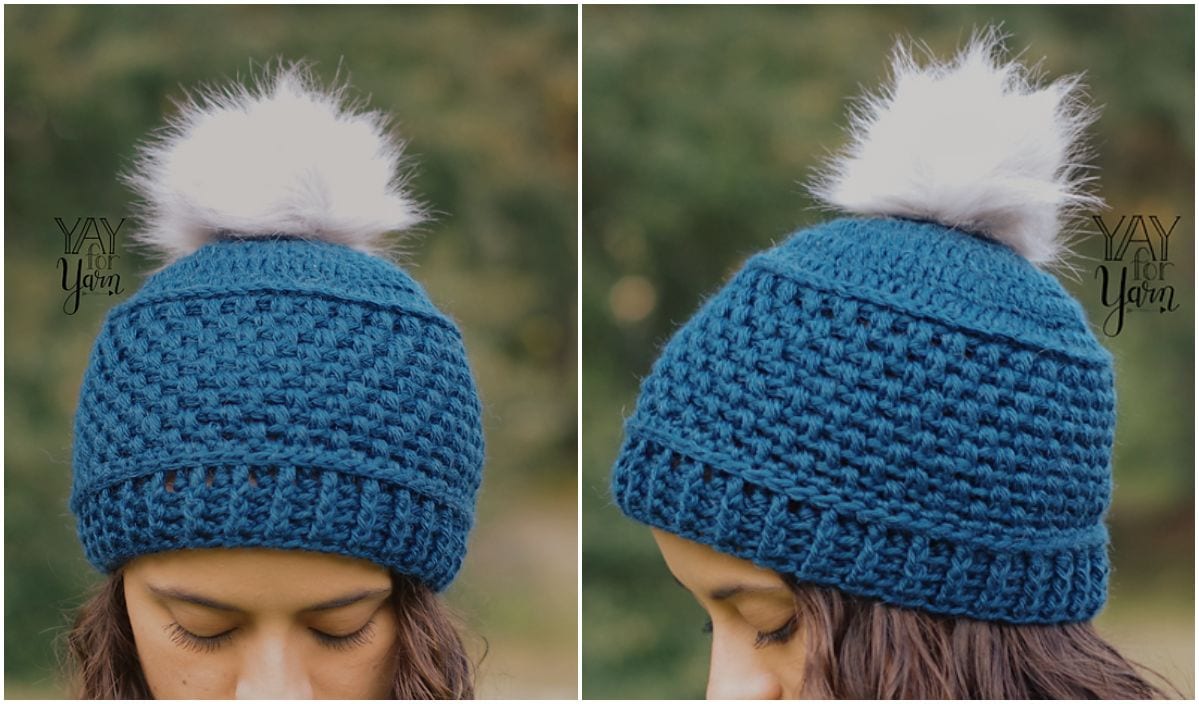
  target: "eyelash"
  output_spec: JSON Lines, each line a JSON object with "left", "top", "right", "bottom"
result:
{"left": 312, "top": 619, "right": 377, "bottom": 651}
{"left": 753, "top": 616, "right": 798, "bottom": 648}
{"left": 165, "top": 622, "right": 233, "bottom": 653}
{"left": 700, "top": 616, "right": 798, "bottom": 648}
{"left": 164, "top": 618, "right": 377, "bottom": 653}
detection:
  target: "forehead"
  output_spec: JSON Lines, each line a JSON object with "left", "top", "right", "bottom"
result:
{"left": 651, "top": 528, "right": 782, "bottom": 589}
{"left": 125, "top": 547, "right": 391, "bottom": 607}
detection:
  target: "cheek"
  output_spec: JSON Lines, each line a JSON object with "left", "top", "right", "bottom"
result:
{"left": 126, "top": 607, "right": 232, "bottom": 697}
{"left": 770, "top": 636, "right": 808, "bottom": 697}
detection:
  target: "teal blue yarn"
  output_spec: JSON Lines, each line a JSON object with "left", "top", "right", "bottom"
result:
{"left": 611, "top": 217, "right": 1116, "bottom": 624}
{"left": 70, "top": 236, "right": 484, "bottom": 592}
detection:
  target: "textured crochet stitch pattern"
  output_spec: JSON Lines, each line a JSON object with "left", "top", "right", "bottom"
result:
{"left": 71, "top": 236, "right": 484, "bottom": 591}
{"left": 612, "top": 217, "right": 1115, "bottom": 624}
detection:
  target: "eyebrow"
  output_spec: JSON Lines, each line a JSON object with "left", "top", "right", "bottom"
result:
{"left": 670, "top": 575, "right": 787, "bottom": 601}
{"left": 147, "top": 585, "right": 391, "bottom": 613}
{"left": 709, "top": 584, "right": 788, "bottom": 601}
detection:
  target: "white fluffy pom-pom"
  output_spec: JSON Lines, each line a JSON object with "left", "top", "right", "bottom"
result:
{"left": 120, "top": 58, "right": 423, "bottom": 269}
{"left": 808, "top": 27, "right": 1105, "bottom": 269}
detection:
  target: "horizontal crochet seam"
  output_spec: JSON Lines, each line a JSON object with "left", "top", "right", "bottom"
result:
{"left": 746, "top": 254, "right": 1111, "bottom": 366}
{"left": 71, "top": 458, "right": 475, "bottom": 522}
{"left": 102, "top": 284, "right": 462, "bottom": 338}
{"left": 622, "top": 421, "right": 1109, "bottom": 554}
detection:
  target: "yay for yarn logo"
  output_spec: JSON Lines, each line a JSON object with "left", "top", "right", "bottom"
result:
{"left": 1092, "top": 215, "right": 1180, "bottom": 337}
{"left": 56, "top": 217, "right": 126, "bottom": 315}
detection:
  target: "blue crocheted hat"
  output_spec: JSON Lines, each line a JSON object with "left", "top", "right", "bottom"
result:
{"left": 611, "top": 32, "right": 1115, "bottom": 624}
{"left": 70, "top": 61, "right": 483, "bottom": 592}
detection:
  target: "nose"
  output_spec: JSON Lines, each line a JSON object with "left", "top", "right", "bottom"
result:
{"left": 235, "top": 630, "right": 315, "bottom": 700}
{"left": 705, "top": 625, "right": 784, "bottom": 700}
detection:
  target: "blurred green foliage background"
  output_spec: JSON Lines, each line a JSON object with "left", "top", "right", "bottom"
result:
{"left": 5, "top": 5, "right": 575, "bottom": 698}
{"left": 582, "top": 5, "right": 1193, "bottom": 698}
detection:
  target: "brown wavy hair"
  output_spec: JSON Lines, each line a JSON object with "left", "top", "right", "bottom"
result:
{"left": 787, "top": 578, "right": 1179, "bottom": 699}
{"left": 56, "top": 567, "right": 475, "bottom": 699}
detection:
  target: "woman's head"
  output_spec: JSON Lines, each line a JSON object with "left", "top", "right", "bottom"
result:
{"left": 62, "top": 547, "right": 473, "bottom": 699}
{"left": 602, "top": 34, "right": 1177, "bottom": 697}
{"left": 655, "top": 529, "right": 1171, "bottom": 699}
{"left": 66, "top": 61, "right": 487, "bottom": 697}
{"left": 609, "top": 30, "right": 1127, "bottom": 693}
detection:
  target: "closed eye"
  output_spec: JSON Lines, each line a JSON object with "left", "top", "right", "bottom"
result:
{"left": 165, "top": 622, "right": 235, "bottom": 653}
{"left": 311, "top": 618, "right": 377, "bottom": 651}
{"left": 753, "top": 615, "right": 798, "bottom": 648}
{"left": 163, "top": 617, "right": 378, "bottom": 653}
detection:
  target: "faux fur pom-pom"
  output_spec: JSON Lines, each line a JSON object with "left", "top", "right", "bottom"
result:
{"left": 120, "top": 59, "right": 423, "bottom": 269}
{"left": 808, "top": 28, "right": 1105, "bottom": 268}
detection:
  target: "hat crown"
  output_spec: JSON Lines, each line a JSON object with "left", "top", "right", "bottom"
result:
{"left": 125, "top": 236, "right": 449, "bottom": 324}
{"left": 752, "top": 217, "right": 1108, "bottom": 361}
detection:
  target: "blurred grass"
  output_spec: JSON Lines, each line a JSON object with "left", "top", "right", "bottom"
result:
{"left": 4, "top": 5, "right": 576, "bottom": 698}
{"left": 581, "top": 5, "right": 1194, "bottom": 698}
